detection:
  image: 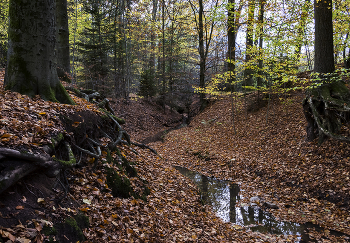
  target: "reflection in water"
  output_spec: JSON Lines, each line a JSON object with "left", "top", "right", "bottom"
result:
{"left": 174, "top": 166, "right": 317, "bottom": 241}
{"left": 175, "top": 166, "right": 350, "bottom": 241}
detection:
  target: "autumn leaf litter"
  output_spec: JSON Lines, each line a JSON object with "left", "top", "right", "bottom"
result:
{"left": 152, "top": 91, "right": 350, "bottom": 242}
{"left": 0, "top": 71, "right": 294, "bottom": 242}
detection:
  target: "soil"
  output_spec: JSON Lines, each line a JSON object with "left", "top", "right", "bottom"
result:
{"left": 0, "top": 173, "right": 56, "bottom": 227}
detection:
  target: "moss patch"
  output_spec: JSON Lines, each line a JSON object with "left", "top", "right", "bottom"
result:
{"left": 56, "top": 217, "right": 85, "bottom": 243}
{"left": 42, "top": 225, "right": 57, "bottom": 236}
{"left": 105, "top": 149, "right": 150, "bottom": 201}
{"left": 106, "top": 168, "right": 133, "bottom": 198}
{"left": 74, "top": 212, "right": 90, "bottom": 229}
{"left": 99, "top": 108, "right": 125, "bottom": 124}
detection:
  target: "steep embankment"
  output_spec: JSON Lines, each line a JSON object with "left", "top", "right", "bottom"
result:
{"left": 153, "top": 91, "right": 350, "bottom": 242}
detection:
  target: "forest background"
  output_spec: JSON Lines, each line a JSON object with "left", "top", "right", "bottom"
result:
{"left": 0, "top": 0, "right": 349, "bottom": 107}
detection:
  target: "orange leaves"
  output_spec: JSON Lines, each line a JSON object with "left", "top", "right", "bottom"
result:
{"left": 1, "top": 133, "right": 13, "bottom": 142}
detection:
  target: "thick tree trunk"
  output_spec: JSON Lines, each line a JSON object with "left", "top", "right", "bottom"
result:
{"left": 5, "top": 0, "right": 74, "bottom": 104}
{"left": 314, "top": 0, "right": 334, "bottom": 73}
{"left": 56, "top": 0, "right": 71, "bottom": 82}
{"left": 303, "top": 0, "right": 340, "bottom": 144}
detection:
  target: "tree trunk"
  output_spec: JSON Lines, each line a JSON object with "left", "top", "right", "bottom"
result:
{"left": 227, "top": 0, "right": 236, "bottom": 86}
{"left": 257, "top": 0, "right": 265, "bottom": 90}
{"left": 244, "top": 0, "right": 256, "bottom": 89}
{"left": 56, "top": 0, "right": 71, "bottom": 82}
{"left": 294, "top": 0, "right": 311, "bottom": 61}
{"left": 150, "top": 0, "right": 158, "bottom": 78}
{"left": 302, "top": 0, "right": 350, "bottom": 144}
{"left": 5, "top": 0, "right": 74, "bottom": 104}
{"left": 198, "top": 0, "right": 207, "bottom": 111}
{"left": 314, "top": 0, "right": 334, "bottom": 73}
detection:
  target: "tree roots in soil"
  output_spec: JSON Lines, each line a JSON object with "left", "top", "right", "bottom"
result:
{"left": 0, "top": 89, "right": 158, "bottom": 197}
{"left": 303, "top": 79, "right": 350, "bottom": 144}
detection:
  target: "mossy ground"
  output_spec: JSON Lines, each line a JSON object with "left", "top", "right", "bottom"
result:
{"left": 55, "top": 217, "right": 85, "bottom": 243}
{"left": 41, "top": 213, "right": 89, "bottom": 243}
{"left": 105, "top": 149, "right": 150, "bottom": 200}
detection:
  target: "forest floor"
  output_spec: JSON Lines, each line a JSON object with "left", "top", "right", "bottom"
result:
{"left": 1, "top": 69, "right": 350, "bottom": 242}
{"left": 151, "top": 90, "right": 350, "bottom": 242}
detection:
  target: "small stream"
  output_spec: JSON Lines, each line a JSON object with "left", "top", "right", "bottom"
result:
{"left": 174, "top": 166, "right": 349, "bottom": 242}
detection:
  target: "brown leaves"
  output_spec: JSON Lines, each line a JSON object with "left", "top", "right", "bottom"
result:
{"left": 152, "top": 93, "right": 350, "bottom": 240}
{"left": 0, "top": 219, "right": 49, "bottom": 243}
{"left": 0, "top": 70, "right": 102, "bottom": 148}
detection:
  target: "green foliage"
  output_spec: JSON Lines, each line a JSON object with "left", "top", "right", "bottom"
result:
{"left": 308, "top": 70, "right": 350, "bottom": 90}
{"left": 138, "top": 69, "right": 156, "bottom": 98}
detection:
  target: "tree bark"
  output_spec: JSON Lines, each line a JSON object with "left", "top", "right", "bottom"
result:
{"left": 5, "top": 0, "right": 74, "bottom": 104}
{"left": 198, "top": 0, "right": 206, "bottom": 111}
{"left": 257, "top": 0, "right": 265, "bottom": 90}
{"left": 227, "top": 0, "right": 236, "bottom": 86}
{"left": 56, "top": 0, "right": 71, "bottom": 82}
{"left": 150, "top": 0, "right": 158, "bottom": 77}
{"left": 244, "top": 0, "right": 256, "bottom": 89}
{"left": 314, "top": 0, "right": 334, "bottom": 73}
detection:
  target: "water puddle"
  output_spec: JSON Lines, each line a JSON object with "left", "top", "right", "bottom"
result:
{"left": 174, "top": 166, "right": 349, "bottom": 242}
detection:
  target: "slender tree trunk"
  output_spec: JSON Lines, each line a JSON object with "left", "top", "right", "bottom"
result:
{"left": 162, "top": 0, "right": 166, "bottom": 103}
{"left": 5, "top": 0, "right": 73, "bottom": 104}
{"left": 295, "top": 0, "right": 311, "bottom": 62}
{"left": 227, "top": 0, "right": 236, "bottom": 85}
{"left": 314, "top": 0, "right": 334, "bottom": 73}
{"left": 56, "top": 0, "right": 70, "bottom": 82}
{"left": 244, "top": 0, "right": 256, "bottom": 89}
{"left": 344, "top": 33, "right": 350, "bottom": 69}
{"left": 257, "top": 0, "right": 265, "bottom": 91}
{"left": 71, "top": 0, "right": 78, "bottom": 84}
{"left": 150, "top": 0, "right": 158, "bottom": 77}
{"left": 169, "top": 18, "right": 174, "bottom": 109}
{"left": 199, "top": 0, "right": 206, "bottom": 111}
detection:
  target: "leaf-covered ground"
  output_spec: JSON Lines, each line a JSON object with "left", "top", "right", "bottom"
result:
{"left": 0, "top": 68, "right": 350, "bottom": 242}
{"left": 0, "top": 70, "right": 293, "bottom": 242}
{"left": 152, "top": 91, "right": 350, "bottom": 242}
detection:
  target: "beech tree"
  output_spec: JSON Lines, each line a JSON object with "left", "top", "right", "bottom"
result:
{"left": 5, "top": 0, "right": 74, "bottom": 104}
{"left": 303, "top": 0, "right": 350, "bottom": 144}
{"left": 314, "top": 0, "right": 334, "bottom": 73}
{"left": 56, "top": 0, "right": 71, "bottom": 82}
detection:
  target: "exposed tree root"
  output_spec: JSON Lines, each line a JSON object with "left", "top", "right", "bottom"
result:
{"left": 130, "top": 141, "right": 163, "bottom": 159}
{"left": 0, "top": 88, "right": 161, "bottom": 196}
{"left": 303, "top": 80, "right": 350, "bottom": 144}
